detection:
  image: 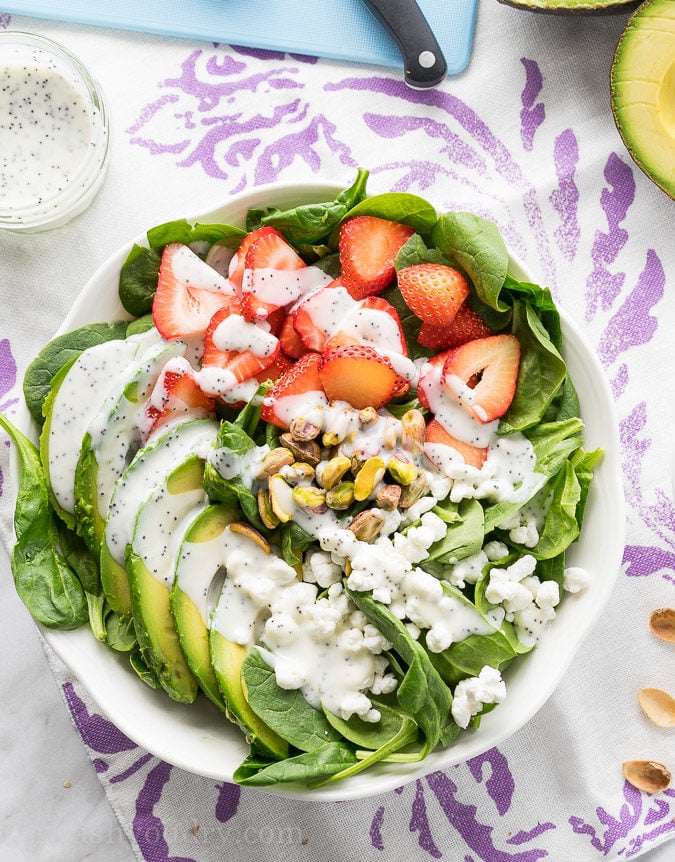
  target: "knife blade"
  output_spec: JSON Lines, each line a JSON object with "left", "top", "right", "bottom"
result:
{"left": 362, "top": 0, "right": 447, "bottom": 89}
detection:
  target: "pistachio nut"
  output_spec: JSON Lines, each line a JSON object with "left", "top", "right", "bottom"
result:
{"left": 354, "top": 456, "right": 386, "bottom": 501}
{"left": 285, "top": 461, "right": 316, "bottom": 484}
{"left": 258, "top": 446, "right": 294, "bottom": 477}
{"left": 348, "top": 509, "right": 385, "bottom": 542}
{"left": 316, "top": 455, "right": 352, "bottom": 490}
{"left": 279, "top": 432, "right": 321, "bottom": 466}
{"left": 257, "top": 489, "right": 281, "bottom": 530}
{"left": 325, "top": 481, "right": 356, "bottom": 510}
{"left": 401, "top": 408, "right": 426, "bottom": 455}
{"left": 291, "top": 485, "right": 326, "bottom": 509}
{"left": 398, "top": 472, "right": 429, "bottom": 508}
{"left": 268, "top": 473, "right": 296, "bottom": 523}
{"left": 387, "top": 452, "right": 418, "bottom": 486}
{"left": 229, "top": 521, "right": 271, "bottom": 553}
{"left": 289, "top": 416, "right": 322, "bottom": 442}
{"left": 358, "top": 406, "right": 379, "bottom": 426}
{"left": 375, "top": 483, "right": 402, "bottom": 511}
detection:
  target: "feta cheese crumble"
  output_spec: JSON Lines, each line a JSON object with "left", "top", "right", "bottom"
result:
{"left": 451, "top": 666, "right": 507, "bottom": 729}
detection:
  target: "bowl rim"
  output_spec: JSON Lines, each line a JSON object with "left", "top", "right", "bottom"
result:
{"left": 9, "top": 180, "right": 625, "bottom": 800}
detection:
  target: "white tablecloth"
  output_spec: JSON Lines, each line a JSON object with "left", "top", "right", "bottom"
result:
{"left": 1, "top": 4, "right": 673, "bottom": 861}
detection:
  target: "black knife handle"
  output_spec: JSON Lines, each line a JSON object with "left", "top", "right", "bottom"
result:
{"left": 363, "top": 0, "right": 447, "bottom": 88}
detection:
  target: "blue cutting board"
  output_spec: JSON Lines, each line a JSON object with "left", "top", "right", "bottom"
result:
{"left": 0, "top": 0, "right": 478, "bottom": 77}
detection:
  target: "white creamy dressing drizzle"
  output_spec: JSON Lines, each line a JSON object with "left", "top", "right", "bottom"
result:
{"left": 169, "top": 243, "right": 233, "bottom": 294}
{"left": 242, "top": 266, "right": 332, "bottom": 306}
{"left": 212, "top": 313, "right": 278, "bottom": 357}
{"left": 87, "top": 338, "right": 187, "bottom": 515}
{"left": 103, "top": 420, "right": 217, "bottom": 566}
{"left": 47, "top": 338, "right": 140, "bottom": 512}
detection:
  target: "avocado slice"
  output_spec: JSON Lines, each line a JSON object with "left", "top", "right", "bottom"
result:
{"left": 611, "top": 0, "right": 675, "bottom": 198}
{"left": 126, "top": 454, "right": 211, "bottom": 703}
{"left": 39, "top": 338, "right": 141, "bottom": 529}
{"left": 75, "top": 334, "right": 185, "bottom": 562}
{"left": 171, "top": 504, "right": 240, "bottom": 710}
{"left": 497, "top": 0, "right": 637, "bottom": 12}
{"left": 210, "top": 631, "right": 288, "bottom": 760}
{"left": 100, "top": 417, "right": 217, "bottom": 617}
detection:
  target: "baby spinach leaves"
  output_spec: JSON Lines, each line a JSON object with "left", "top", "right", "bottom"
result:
{"left": 0, "top": 414, "right": 88, "bottom": 629}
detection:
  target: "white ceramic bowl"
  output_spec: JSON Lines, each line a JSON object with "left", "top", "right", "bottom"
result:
{"left": 12, "top": 182, "right": 625, "bottom": 800}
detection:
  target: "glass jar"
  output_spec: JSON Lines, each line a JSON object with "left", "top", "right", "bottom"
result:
{"left": 0, "top": 32, "right": 110, "bottom": 231}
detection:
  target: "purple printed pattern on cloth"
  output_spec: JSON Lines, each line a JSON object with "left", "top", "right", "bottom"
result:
{"left": 38, "top": 45, "right": 670, "bottom": 862}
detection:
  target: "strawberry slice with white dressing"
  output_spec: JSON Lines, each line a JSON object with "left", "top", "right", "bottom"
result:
{"left": 261, "top": 351, "right": 327, "bottom": 429}
{"left": 152, "top": 243, "right": 235, "bottom": 341}
{"left": 293, "top": 283, "right": 356, "bottom": 352}
{"left": 442, "top": 334, "right": 520, "bottom": 423}
{"left": 241, "top": 229, "right": 331, "bottom": 322}
{"left": 145, "top": 356, "right": 216, "bottom": 437}
{"left": 228, "top": 226, "right": 281, "bottom": 294}
{"left": 198, "top": 302, "right": 280, "bottom": 399}
{"left": 424, "top": 418, "right": 487, "bottom": 471}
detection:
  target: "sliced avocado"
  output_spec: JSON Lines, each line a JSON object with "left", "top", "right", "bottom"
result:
{"left": 171, "top": 504, "right": 241, "bottom": 710}
{"left": 126, "top": 454, "right": 211, "bottom": 703}
{"left": 75, "top": 335, "right": 185, "bottom": 559}
{"left": 100, "top": 418, "right": 218, "bottom": 617}
{"left": 497, "top": 0, "right": 637, "bottom": 12}
{"left": 210, "top": 630, "right": 288, "bottom": 760}
{"left": 611, "top": 0, "right": 675, "bottom": 198}
{"left": 39, "top": 338, "right": 140, "bottom": 529}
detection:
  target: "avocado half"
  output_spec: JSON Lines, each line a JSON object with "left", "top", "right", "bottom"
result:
{"left": 497, "top": 0, "right": 638, "bottom": 13}
{"left": 611, "top": 0, "right": 675, "bottom": 198}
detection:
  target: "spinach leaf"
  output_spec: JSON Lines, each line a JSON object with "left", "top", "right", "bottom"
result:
{"left": 241, "top": 648, "right": 340, "bottom": 751}
{"left": 431, "top": 212, "right": 510, "bottom": 311}
{"left": 146, "top": 219, "right": 244, "bottom": 249}
{"left": 380, "top": 281, "right": 432, "bottom": 362}
{"left": 527, "top": 461, "right": 580, "bottom": 560}
{"left": 347, "top": 589, "right": 455, "bottom": 758}
{"left": 249, "top": 168, "right": 369, "bottom": 246}
{"left": 323, "top": 699, "right": 415, "bottom": 750}
{"left": 571, "top": 447, "right": 603, "bottom": 532}
{"left": 427, "top": 629, "right": 519, "bottom": 688}
{"left": 23, "top": 322, "right": 128, "bottom": 425}
{"left": 425, "top": 498, "right": 485, "bottom": 564}
{"left": 203, "top": 464, "right": 265, "bottom": 532}
{"left": 129, "top": 648, "right": 161, "bottom": 689}
{"left": 104, "top": 608, "right": 137, "bottom": 651}
{"left": 233, "top": 381, "right": 272, "bottom": 440}
{"left": 118, "top": 245, "right": 162, "bottom": 317}
{"left": 501, "top": 300, "right": 568, "bottom": 432}
{"left": 346, "top": 192, "right": 438, "bottom": 238}
{"left": 56, "top": 519, "right": 100, "bottom": 595}
{"left": 125, "top": 314, "right": 155, "bottom": 337}
{"left": 280, "top": 521, "right": 316, "bottom": 568}
{"left": 235, "top": 741, "right": 358, "bottom": 786}
{"left": 0, "top": 414, "right": 88, "bottom": 629}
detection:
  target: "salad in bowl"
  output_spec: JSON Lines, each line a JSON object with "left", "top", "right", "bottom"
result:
{"left": 1, "top": 170, "right": 622, "bottom": 796}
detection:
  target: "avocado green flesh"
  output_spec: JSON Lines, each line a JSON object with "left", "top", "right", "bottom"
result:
{"left": 210, "top": 629, "right": 289, "bottom": 760}
{"left": 611, "top": 0, "right": 675, "bottom": 198}
{"left": 127, "top": 455, "right": 210, "bottom": 702}
{"left": 100, "top": 418, "right": 218, "bottom": 617}
{"left": 126, "top": 549, "right": 199, "bottom": 703}
{"left": 498, "top": 0, "right": 637, "bottom": 12}
{"left": 171, "top": 504, "right": 241, "bottom": 711}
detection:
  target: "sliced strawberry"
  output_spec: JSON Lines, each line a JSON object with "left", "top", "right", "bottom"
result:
{"left": 318, "top": 344, "right": 408, "bottom": 410}
{"left": 241, "top": 230, "right": 307, "bottom": 321}
{"left": 278, "top": 310, "right": 307, "bottom": 359}
{"left": 324, "top": 295, "right": 408, "bottom": 356}
{"left": 145, "top": 359, "right": 215, "bottom": 437}
{"left": 442, "top": 334, "right": 521, "bottom": 423}
{"left": 424, "top": 418, "right": 487, "bottom": 470}
{"left": 228, "top": 226, "right": 282, "bottom": 293}
{"left": 201, "top": 303, "right": 280, "bottom": 395}
{"left": 152, "top": 243, "right": 234, "bottom": 340}
{"left": 339, "top": 216, "right": 414, "bottom": 300}
{"left": 261, "top": 352, "right": 325, "bottom": 428}
{"left": 294, "top": 285, "right": 357, "bottom": 352}
{"left": 256, "top": 351, "right": 294, "bottom": 384}
{"left": 418, "top": 302, "right": 493, "bottom": 351}
{"left": 397, "top": 263, "right": 470, "bottom": 327}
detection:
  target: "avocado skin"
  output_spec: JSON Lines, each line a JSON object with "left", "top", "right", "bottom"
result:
{"left": 497, "top": 0, "right": 638, "bottom": 13}
{"left": 210, "top": 630, "right": 289, "bottom": 760}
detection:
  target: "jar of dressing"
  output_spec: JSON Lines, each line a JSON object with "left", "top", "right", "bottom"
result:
{"left": 0, "top": 32, "right": 110, "bottom": 232}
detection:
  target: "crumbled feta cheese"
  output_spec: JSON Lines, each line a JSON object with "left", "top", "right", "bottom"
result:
{"left": 401, "top": 495, "right": 438, "bottom": 524}
{"left": 302, "top": 549, "right": 343, "bottom": 588}
{"left": 483, "top": 540, "right": 509, "bottom": 561}
{"left": 447, "top": 550, "right": 488, "bottom": 588}
{"left": 451, "top": 666, "right": 506, "bottom": 729}
{"left": 563, "top": 566, "right": 590, "bottom": 593}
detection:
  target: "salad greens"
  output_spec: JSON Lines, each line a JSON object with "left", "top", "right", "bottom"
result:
{"left": 1, "top": 168, "right": 603, "bottom": 789}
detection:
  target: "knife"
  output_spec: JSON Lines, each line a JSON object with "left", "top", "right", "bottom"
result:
{"left": 362, "top": 0, "right": 447, "bottom": 89}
